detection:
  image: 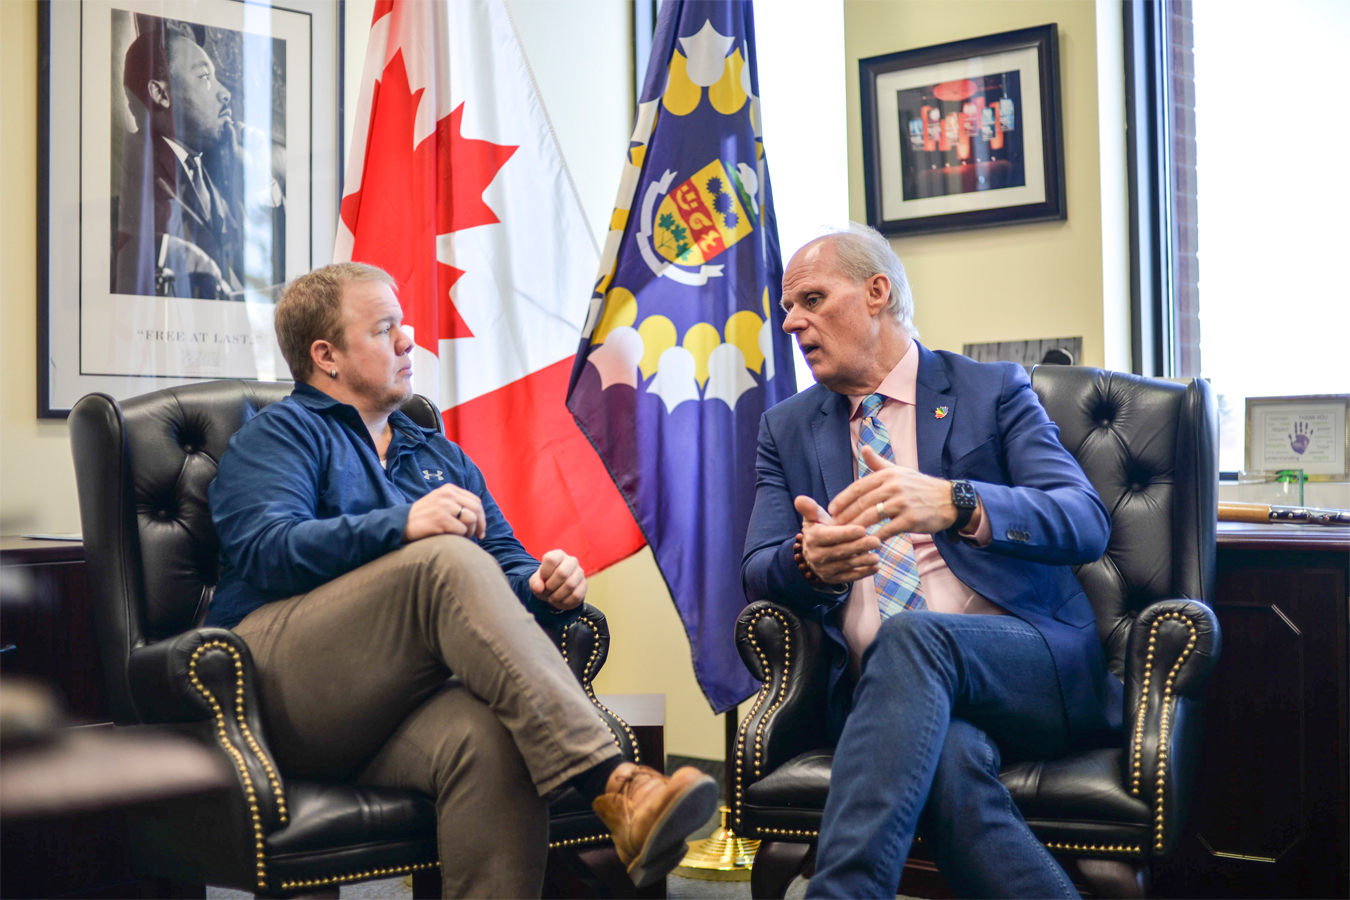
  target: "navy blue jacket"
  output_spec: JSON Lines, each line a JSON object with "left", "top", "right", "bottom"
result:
{"left": 207, "top": 383, "right": 571, "bottom": 630}
{"left": 742, "top": 343, "right": 1122, "bottom": 744}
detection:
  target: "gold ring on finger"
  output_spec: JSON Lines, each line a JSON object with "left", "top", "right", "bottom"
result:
{"left": 876, "top": 501, "right": 887, "bottom": 520}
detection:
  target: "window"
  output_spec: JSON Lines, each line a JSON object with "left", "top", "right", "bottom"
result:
{"left": 1127, "top": 0, "right": 1350, "bottom": 474}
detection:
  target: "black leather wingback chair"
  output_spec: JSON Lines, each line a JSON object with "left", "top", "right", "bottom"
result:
{"left": 731, "top": 367, "right": 1223, "bottom": 899}
{"left": 68, "top": 380, "right": 639, "bottom": 897}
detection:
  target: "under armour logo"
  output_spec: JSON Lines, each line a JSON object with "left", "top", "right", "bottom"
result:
{"left": 422, "top": 469, "right": 444, "bottom": 482}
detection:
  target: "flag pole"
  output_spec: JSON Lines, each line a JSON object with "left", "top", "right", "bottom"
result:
{"left": 673, "top": 708, "right": 760, "bottom": 880}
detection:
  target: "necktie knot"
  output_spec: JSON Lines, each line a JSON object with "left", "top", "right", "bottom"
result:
{"left": 860, "top": 393, "right": 886, "bottom": 421}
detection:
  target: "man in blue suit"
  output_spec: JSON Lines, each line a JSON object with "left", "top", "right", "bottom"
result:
{"left": 742, "top": 225, "right": 1120, "bottom": 898}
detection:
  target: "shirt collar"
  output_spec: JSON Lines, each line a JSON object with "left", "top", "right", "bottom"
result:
{"left": 160, "top": 135, "right": 196, "bottom": 170}
{"left": 847, "top": 338, "right": 918, "bottom": 419}
{"left": 289, "top": 382, "right": 439, "bottom": 446}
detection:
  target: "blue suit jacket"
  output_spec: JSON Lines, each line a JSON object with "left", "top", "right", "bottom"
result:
{"left": 742, "top": 343, "right": 1123, "bottom": 744}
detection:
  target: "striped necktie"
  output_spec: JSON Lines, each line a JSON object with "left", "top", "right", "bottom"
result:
{"left": 857, "top": 393, "right": 925, "bottom": 617}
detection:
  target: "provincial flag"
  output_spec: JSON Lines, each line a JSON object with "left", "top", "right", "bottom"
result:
{"left": 336, "top": 0, "right": 644, "bottom": 571}
{"left": 567, "top": 0, "right": 796, "bottom": 712}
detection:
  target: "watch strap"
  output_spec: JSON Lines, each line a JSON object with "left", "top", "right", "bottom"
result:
{"left": 947, "top": 480, "right": 978, "bottom": 540}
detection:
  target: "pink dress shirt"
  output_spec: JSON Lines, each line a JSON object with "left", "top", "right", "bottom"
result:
{"left": 840, "top": 341, "right": 1004, "bottom": 670}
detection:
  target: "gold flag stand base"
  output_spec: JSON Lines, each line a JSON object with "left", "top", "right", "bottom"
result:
{"left": 673, "top": 804, "right": 760, "bottom": 882}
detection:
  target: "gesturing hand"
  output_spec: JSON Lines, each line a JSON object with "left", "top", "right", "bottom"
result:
{"left": 530, "top": 549, "right": 587, "bottom": 611}
{"left": 794, "top": 495, "right": 880, "bottom": 585}
{"left": 404, "top": 484, "right": 487, "bottom": 542}
{"left": 828, "top": 446, "right": 957, "bottom": 539}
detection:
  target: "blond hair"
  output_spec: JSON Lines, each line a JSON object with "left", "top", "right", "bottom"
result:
{"left": 275, "top": 263, "right": 395, "bottom": 381}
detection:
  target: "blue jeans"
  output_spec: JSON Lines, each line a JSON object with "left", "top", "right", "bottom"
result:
{"left": 806, "top": 613, "right": 1080, "bottom": 900}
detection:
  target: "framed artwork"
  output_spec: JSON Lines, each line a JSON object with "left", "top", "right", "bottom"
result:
{"left": 859, "top": 24, "right": 1066, "bottom": 238}
{"left": 38, "top": 0, "right": 343, "bottom": 417}
{"left": 1245, "top": 394, "right": 1350, "bottom": 480}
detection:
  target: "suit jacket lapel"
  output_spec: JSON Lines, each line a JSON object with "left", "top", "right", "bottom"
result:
{"left": 914, "top": 343, "right": 955, "bottom": 477}
{"left": 813, "top": 390, "right": 853, "bottom": 503}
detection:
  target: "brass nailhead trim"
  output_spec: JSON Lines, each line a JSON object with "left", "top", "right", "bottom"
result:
{"left": 562, "top": 616, "right": 640, "bottom": 764}
{"left": 757, "top": 826, "right": 819, "bottom": 838}
{"left": 280, "top": 860, "right": 438, "bottom": 891}
{"left": 188, "top": 640, "right": 281, "bottom": 891}
{"left": 550, "top": 833, "right": 612, "bottom": 849}
{"left": 734, "top": 608, "right": 791, "bottom": 825}
{"left": 1043, "top": 841, "right": 1142, "bottom": 856}
{"left": 748, "top": 833, "right": 1141, "bottom": 857}
{"left": 1127, "top": 611, "right": 1198, "bottom": 853}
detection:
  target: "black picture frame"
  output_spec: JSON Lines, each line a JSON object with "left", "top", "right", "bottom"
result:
{"left": 36, "top": 0, "right": 344, "bottom": 418}
{"left": 859, "top": 24, "right": 1066, "bottom": 238}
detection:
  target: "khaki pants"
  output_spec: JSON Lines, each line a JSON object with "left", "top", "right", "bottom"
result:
{"left": 233, "top": 535, "right": 621, "bottom": 898}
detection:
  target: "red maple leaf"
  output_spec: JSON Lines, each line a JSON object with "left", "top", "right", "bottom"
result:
{"left": 341, "top": 49, "right": 517, "bottom": 345}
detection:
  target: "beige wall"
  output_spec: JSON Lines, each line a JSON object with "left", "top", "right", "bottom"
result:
{"left": 0, "top": 0, "right": 81, "bottom": 537}
{"left": 844, "top": 0, "right": 1130, "bottom": 369}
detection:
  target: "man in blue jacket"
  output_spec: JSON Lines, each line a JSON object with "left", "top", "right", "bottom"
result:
{"left": 208, "top": 262, "right": 714, "bottom": 897}
{"left": 742, "top": 225, "right": 1118, "bottom": 898}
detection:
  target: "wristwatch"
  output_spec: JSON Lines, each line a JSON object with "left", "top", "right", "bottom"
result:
{"left": 947, "top": 479, "right": 978, "bottom": 540}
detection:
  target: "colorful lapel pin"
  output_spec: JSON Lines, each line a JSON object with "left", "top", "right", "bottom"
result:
{"left": 934, "top": 406, "right": 949, "bottom": 419}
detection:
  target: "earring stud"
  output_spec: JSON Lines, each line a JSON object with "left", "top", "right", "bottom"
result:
{"left": 330, "top": 368, "right": 338, "bottom": 378}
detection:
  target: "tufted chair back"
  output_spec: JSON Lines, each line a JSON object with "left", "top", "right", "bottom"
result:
{"left": 1030, "top": 366, "right": 1217, "bottom": 678}
{"left": 69, "top": 380, "right": 444, "bottom": 724}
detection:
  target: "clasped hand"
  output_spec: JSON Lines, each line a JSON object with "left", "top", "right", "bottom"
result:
{"left": 528, "top": 549, "right": 587, "bottom": 611}
{"left": 795, "top": 446, "right": 957, "bottom": 585}
{"left": 405, "top": 484, "right": 586, "bottom": 610}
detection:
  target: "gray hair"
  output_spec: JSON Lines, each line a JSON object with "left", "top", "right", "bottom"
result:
{"left": 820, "top": 223, "right": 917, "bottom": 339}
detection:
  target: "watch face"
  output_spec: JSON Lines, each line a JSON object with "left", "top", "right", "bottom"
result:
{"left": 953, "top": 480, "right": 977, "bottom": 508}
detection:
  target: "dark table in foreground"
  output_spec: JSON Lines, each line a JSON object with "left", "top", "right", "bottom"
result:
{"left": 1, "top": 725, "right": 231, "bottom": 899}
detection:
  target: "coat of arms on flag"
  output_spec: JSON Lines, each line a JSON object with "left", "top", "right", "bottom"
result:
{"left": 568, "top": 0, "right": 796, "bottom": 713}
{"left": 651, "top": 160, "right": 755, "bottom": 267}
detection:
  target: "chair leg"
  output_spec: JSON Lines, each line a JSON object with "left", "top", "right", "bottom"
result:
{"left": 750, "top": 841, "right": 814, "bottom": 900}
{"left": 1073, "top": 858, "right": 1151, "bottom": 899}
{"left": 411, "top": 867, "right": 442, "bottom": 899}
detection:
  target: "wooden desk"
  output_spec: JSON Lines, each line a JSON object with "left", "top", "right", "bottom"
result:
{"left": 1155, "top": 522, "right": 1349, "bottom": 899}
{"left": 596, "top": 692, "right": 665, "bottom": 772}
{"left": 0, "top": 537, "right": 106, "bottom": 723}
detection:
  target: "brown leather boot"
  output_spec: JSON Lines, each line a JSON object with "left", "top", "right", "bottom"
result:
{"left": 591, "top": 762, "right": 718, "bottom": 887}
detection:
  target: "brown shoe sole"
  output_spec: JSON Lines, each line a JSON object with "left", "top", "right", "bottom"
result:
{"left": 625, "top": 774, "right": 718, "bottom": 887}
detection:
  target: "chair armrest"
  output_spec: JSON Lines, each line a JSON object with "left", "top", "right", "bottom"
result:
{"left": 542, "top": 602, "right": 610, "bottom": 687}
{"left": 127, "top": 628, "right": 288, "bottom": 832}
{"left": 542, "top": 603, "right": 642, "bottom": 765}
{"left": 731, "top": 601, "right": 832, "bottom": 833}
{"left": 1124, "top": 599, "right": 1222, "bottom": 855}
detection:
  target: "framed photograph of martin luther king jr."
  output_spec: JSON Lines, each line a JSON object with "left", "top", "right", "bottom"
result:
{"left": 37, "top": 0, "right": 341, "bottom": 417}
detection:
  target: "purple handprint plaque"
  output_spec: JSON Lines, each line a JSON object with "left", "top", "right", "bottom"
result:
{"left": 1246, "top": 395, "right": 1350, "bottom": 477}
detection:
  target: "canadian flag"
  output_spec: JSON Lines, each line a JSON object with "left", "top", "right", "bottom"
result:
{"left": 336, "top": 0, "right": 644, "bottom": 570}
